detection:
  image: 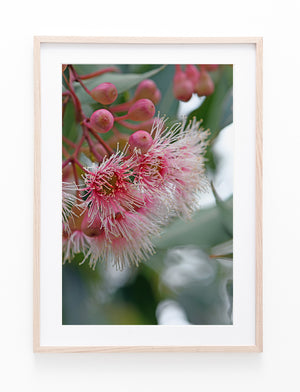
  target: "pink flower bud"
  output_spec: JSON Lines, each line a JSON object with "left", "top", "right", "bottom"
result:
{"left": 81, "top": 212, "right": 103, "bottom": 237}
{"left": 185, "top": 65, "right": 200, "bottom": 86}
{"left": 133, "top": 80, "right": 161, "bottom": 104}
{"left": 202, "top": 64, "right": 219, "bottom": 72}
{"left": 173, "top": 65, "right": 194, "bottom": 102}
{"left": 134, "top": 79, "right": 157, "bottom": 100}
{"left": 90, "top": 82, "right": 118, "bottom": 105}
{"left": 195, "top": 70, "right": 215, "bottom": 97}
{"left": 129, "top": 130, "right": 153, "bottom": 154}
{"left": 127, "top": 99, "right": 155, "bottom": 121}
{"left": 173, "top": 65, "right": 185, "bottom": 83}
{"left": 173, "top": 79, "right": 194, "bottom": 102}
{"left": 90, "top": 109, "right": 114, "bottom": 133}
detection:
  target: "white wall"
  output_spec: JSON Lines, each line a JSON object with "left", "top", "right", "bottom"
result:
{"left": 1, "top": 0, "right": 300, "bottom": 391}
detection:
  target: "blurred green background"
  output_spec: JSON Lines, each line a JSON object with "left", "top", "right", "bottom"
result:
{"left": 62, "top": 64, "right": 233, "bottom": 325}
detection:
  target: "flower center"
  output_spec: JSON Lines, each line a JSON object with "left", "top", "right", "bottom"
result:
{"left": 140, "top": 155, "right": 166, "bottom": 179}
{"left": 83, "top": 225, "right": 103, "bottom": 237}
{"left": 99, "top": 173, "right": 118, "bottom": 195}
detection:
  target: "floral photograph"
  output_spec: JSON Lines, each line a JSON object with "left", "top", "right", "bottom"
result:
{"left": 62, "top": 63, "right": 233, "bottom": 325}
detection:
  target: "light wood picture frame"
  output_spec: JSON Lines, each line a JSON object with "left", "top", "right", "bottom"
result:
{"left": 33, "top": 36, "right": 263, "bottom": 353}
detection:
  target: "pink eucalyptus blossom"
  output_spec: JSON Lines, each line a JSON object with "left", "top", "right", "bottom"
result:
{"left": 80, "top": 152, "right": 144, "bottom": 224}
{"left": 80, "top": 209, "right": 161, "bottom": 270}
{"left": 131, "top": 116, "right": 209, "bottom": 219}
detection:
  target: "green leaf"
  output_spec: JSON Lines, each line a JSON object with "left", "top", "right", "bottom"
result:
{"left": 209, "top": 239, "right": 233, "bottom": 261}
{"left": 188, "top": 65, "right": 233, "bottom": 140}
{"left": 154, "top": 197, "right": 233, "bottom": 251}
{"left": 176, "top": 256, "right": 233, "bottom": 325}
{"left": 211, "top": 182, "right": 233, "bottom": 236}
{"left": 115, "top": 271, "right": 159, "bottom": 324}
{"left": 151, "top": 65, "right": 179, "bottom": 117}
{"left": 62, "top": 102, "right": 81, "bottom": 143}
{"left": 62, "top": 258, "right": 107, "bottom": 324}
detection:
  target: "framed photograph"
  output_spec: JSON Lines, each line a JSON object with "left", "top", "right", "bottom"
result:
{"left": 33, "top": 37, "right": 263, "bottom": 352}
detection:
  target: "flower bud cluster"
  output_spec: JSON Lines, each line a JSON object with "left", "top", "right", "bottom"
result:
{"left": 88, "top": 79, "right": 160, "bottom": 135}
{"left": 173, "top": 64, "right": 218, "bottom": 102}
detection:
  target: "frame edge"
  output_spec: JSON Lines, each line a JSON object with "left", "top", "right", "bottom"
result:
{"left": 34, "top": 36, "right": 263, "bottom": 45}
{"left": 255, "top": 37, "right": 263, "bottom": 352}
{"left": 33, "top": 36, "right": 41, "bottom": 352}
{"left": 34, "top": 345, "right": 262, "bottom": 353}
{"left": 33, "top": 36, "right": 263, "bottom": 353}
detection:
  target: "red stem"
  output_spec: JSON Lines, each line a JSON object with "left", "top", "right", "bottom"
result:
{"left": 117, "top": 120, "right": 141, "bottom": 131}
{"left": 83, "top": 125, "right": 104, "bottom": 161}
{"left": 73, "top": 134, "right": 85, "bottom": 157}
{"left": 78, "top": 66, "right": 120, "bottom": 80}
{"left": 109, "top": 100, "right": 132, "bottom": 113}
{"left": 69, "top": 65, "right": 92, "bottom": 96}
{"left": 63, "top": 135, "right": 77, "bottom": 149}
{"left": 114, "top": 114, "right": 129, "bottom": 122}
{"left": 62, "top": 145, "right": 70, "bottom": 158}
{"left": 62, "top": 157, "right": 72, "bottom": 169}
{"left": 63, "top": 72, "right": 84, "bottom": 122}
{"left": 62, "top": 133, "right": 85, "bottom": 169}
{"left": 74, "top": 157, "right": 88, "bottom": 172}
{"left": 77, "top": 77, "right": 91, "bottom": 95}
{"left": 87, "top": 126, "right": 114, "bottom": 155}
